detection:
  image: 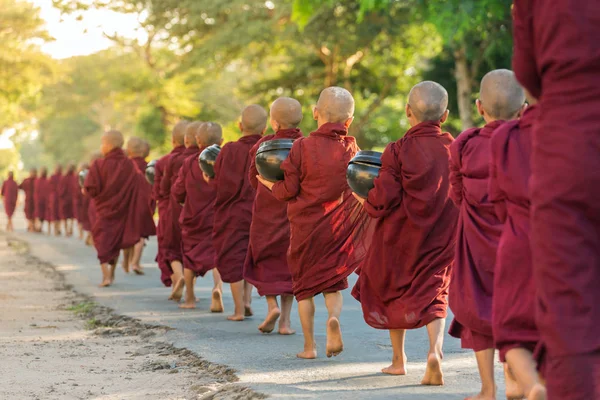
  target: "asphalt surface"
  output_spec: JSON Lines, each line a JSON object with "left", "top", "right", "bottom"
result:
{"left": 3, "top": 212, "right": 507, "bottom": 399}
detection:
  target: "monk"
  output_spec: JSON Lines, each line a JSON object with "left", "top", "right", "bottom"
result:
{"left": 160, "top": 121, "right": 194, "bottom": 300}
{"left": 173, "top": 122, "right": 224, "bottom": 311}
{"left": 1, "top": 172, "right": 18, "bottom": 232}
{"left": 352, "top": 81, "right": 458, "bottom": 384}
{"left": 85, "top": 152, "right": 102, "bottom": 247}
{"left": 76, "top": 162, "right": 90, "bottom": 240}
{"left": 489, "top": 95, "right": 546, "bottom": 400}
{"left": 258, "top": 87, "right": 371, "bottom": 359}
{"left": 209, "top": 105, "right": 265, "bottom": 321}
{"left": 448, "top": 69, "right": 525, "bottom": 400}
{"left": 84, "top": 130, "right": 152, "bottom": 287}
{"left": 48, "top": 165, "right": 63, "bottom": 236}
{"left": 34, "top": 167, "right": 49, "bottom": 233}
{"left": 512, "top": 3, "right": 600, "bottom": 399}
{"left": 19, "top": 168, "right": 37, "bottom": 232}
{"left": 59, "top": 164, "right": 77, "bottom": 237}
{"left": 245, "top": 98, "right": 303, "bottom": 334}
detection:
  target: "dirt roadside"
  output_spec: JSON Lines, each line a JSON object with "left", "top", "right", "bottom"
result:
{"left": 0, "top": 234, "right": 265, "bottom": 400}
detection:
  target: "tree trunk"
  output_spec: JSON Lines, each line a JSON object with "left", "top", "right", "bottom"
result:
{"left": 453, "top": 46, "right": 475, "bottom": 131}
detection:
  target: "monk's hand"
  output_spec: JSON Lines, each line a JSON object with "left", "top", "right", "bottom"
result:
{"left": 352, "top": 192, "right": 366, "bottom": 205}
{"left": 202, "top": 172, "right": 211, "bottom": 184}
{"left": 256, "top": 175, "right": 274, "bottom": 191}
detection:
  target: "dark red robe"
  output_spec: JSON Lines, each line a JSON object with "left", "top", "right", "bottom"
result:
{"left": 489, "top": 106, "right": 539, "bottom": 362}
{"left": 47, "top": 170, "right": 62, "bottom": 222}
{"left": 352, "top": 121, "right": 458, "bottom": 330}
{"left": 84, "top": 148, "right": 151, "bottom": 264}
{"left": 513, "top": 2, "right": 600, "bottom": 396}
{"left": 244, "top": 129, "right": 303, "bottom": 296}
{"left": 173, "top": 147, "right": 216, "bottom": 277}
{"left": 19, "top": 177, "right": 36, "bottom": 220}
{"left": 160, "top": 145, "right": 193, "bottom": 265}
{"left": 34, "top": 174, "right": 49, "bottom": 221}
{"left": 212, "top": 135, "right": 261, "bottom": 283}
{"left": 80, "top": 193, "right": 91, "bottom": 231}
{"left": 58, "top": 171, "right": 76, "bottom": 220}
{"left": 131, "top": 156, "right": 156, "bottom": 239}
{"left": 1, "top": 177, "right": 18, "bottom": 218}
{"left": 153, "top": 154, "right": 171, "bottom": 286}
{"left": 271, "top": 123, "right": 371, "bottom": 301}
{"left": 447, "top": 120, "right": 505, "bottom": 351}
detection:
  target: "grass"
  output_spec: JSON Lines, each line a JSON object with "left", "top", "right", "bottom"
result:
{"left": 67, "top": 301, "right": 96, "bottom": 317}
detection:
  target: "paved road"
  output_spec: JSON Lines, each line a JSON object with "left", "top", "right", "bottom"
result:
{"left": 3, "top": 212, "right": 507, "bottom": 399}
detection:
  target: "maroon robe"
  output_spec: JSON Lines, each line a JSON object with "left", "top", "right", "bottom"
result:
{"left": 212, "top": 135, "right": 261, "bottom": 283}
{"left": 131, "top": 156, "right": 156, "bottom": 239}
{"left": 153, "top": 155, "right": 171, "bottom": 286}
{"left": 47, "top": 170, "right": 62, "bottom": 222}
{"left": 84, "top": 148, "right": 151, "bottom": 264}
{"left": 513, "top": 2, "right": 600, "bottom": 397}
{"left": 244, "top": 129, "right": 303, "bottom": 296}
{"left": 160, "top": 145, "right": 193, "bottom": 265}
{"left": 352, "top": 121, "right": 458, "bottom": 330}
{"left": 1, "top": 177, "right": 18, "bottom": 218}
{"left": 34, "top": 174, "right": 49, "bottom": 221}
{"left": 80, "top": 193, "right": 91, "bottom": 231}
{"left": 19, "top": 177, "right": 36, "bottom": 220}
{"left": 271, "top": 123, "right": 371, "bottom": 301}
{"left": 489, "top": 106, "right": 539, "bottom": 362}
{"left": 447, "top": 120, "right": 505, "bottom": 351}
{"left": 58, "top": 171, "right": 76, "bottom": 220}
{"left": 173, "top": 147, "right": 216, "bottom": 277}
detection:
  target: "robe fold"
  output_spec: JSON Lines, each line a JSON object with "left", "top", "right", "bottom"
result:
{"left": 58, "top": 171, "right": 77, "bottom": 220}
{"left": 173, "top": 146, "right": 216, "bottom": 277}
{"left": 447, "top": 120, "right": 505, "bottom": 351}
{"left": 512, "top": 3, "right": 600, "bottom": 395}
{"left": 244, "top": 128, "right": 303, "bottom": 296}
{"left": 152, "top": 155, "right": 171, "bottom": 286}
{"left": 271, "top": 123, "right": 371, "bottom": 301}
{"left": 352, "top": 121, "right": 458, "bottom": 330}
{"left": 19, "top": 177, "right": 36, "bottom": 220}
{"left": 1, "top": 178, "right": 18, "bottom": 218}
{"left": 212, "top": 135, "right": 261, "bottom": 283}
{"left": 47, "top": 170, "right": 62, "bottom": 222}
{"left": 34, "top": 175, "right": 49, "bottom": 221}
{"left": 161, "top": 145, "right": 194, "bottom": 265}
{"left": 80, "top": 194, "right": 91, "bottom": 232}
{"left": 131, "top": 156, "right": 156, "bottom": 239}
{"left": 489, "top": 105, "right": 539, "bottom": 362}
{"left": 84, "top": 148, "right": 151, "bottom": 264}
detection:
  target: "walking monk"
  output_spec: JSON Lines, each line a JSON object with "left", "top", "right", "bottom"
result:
{"left": 59, "top": 164, "right": 77, "bottom": 237}
{"left": 19, "top": 168, "right": 37, "bottom": 232}
{"left": 489, "top": 95, "right": 546, "bottom": 400}
{"left": 352, "top": 81, "right": 458, "bottom": 383}
{"left": 210, "top": 105, "right": 266, "bottom": 321}
{"left": 258, "top": 87, "right": 371, "bottom": 359}
{"left": 512, "top": 3, "right": 600, "bottom": 399}
{"left": 34, "top": 167, "right": 49, "bottom": 233}
{"left": 448, "top": 69, "right": 525, "bottom": 400}
{"left": 75, "top": 162, "right": 90, "bottom": 240}
{"left": 48, "top": 165, "right": 63, "bottom": 236}
{"left": 245, "top": 98, "right": 303, "bottom": 334}
{"left": 173, "top": 122, "right": 224, "bottom": 311}
{"left": 1, "top": 172, "right": 18, "bottom": 232}
{"left": 84, "top": 130, "right": 154, "bottom": 287}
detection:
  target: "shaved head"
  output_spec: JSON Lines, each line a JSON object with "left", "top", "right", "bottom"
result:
{"left": 408, "top": 81, "right": 449, "bottom": 122}
{"left": 270, "top": 97, "right": 303, "bottom": 129}
{"left": 196, "top": 122, "right": 223, "bottom": 147}
{"left": 480, "top": 69, "right": 525, "bottom": 120}
{"left": 172, "top": 120, "right": 189, "bottom": 146}
{"left": 103, "top": 130, "right": 124, "bottom": 148}
{"left": 316, "top": 86, "right": 355, "bottom": 124}
{"left": 126, "top": 137, "right": 145, "bottom": 157}
{"left": 142, "top": 140, "right": 150, "bottom": 158}
{"left": 241, "top": 104, "right": 268, "bottom": 135}
{"left": 184, "top": 121, "right": 202, "bottom": 147}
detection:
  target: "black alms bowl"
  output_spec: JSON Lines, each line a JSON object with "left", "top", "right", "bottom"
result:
{"left": 78, "top": 169, "right": 89, "bottom": 188}
{"left": 145, "top": 159, "right": 157, "bottom": 185}
{"left": 346, "top": 150, "right": 383, "bottom": 198}
{"left": 199, "top": 144, "right": 221, "bottom": 178}
{"left": 255, "top": 139, "right": 295, "bottom": 182}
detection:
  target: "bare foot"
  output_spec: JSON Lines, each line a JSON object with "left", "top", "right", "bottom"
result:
{"left": 528, "top": 384, "right": 547, "bottom": 400}
{"left": 421, "top": 352, "right": 444, "bottom": 385}
{"left": 326, "top": 317, "right": 344, "bottom": 357}
{"left": 504, "top": 364, "right": 524, "bottom": 400}
{"left": 170, "top": 277, "right": 185, "bottom": 302}
{"left": 297, "top": 347, "right": 317, "bottom": 359}
{"left": 179, "top": 301, "right": 196, "bottom": 309}
{"left": 258, "top": 308, "right": 281, "bottom": 334}
{"left": 278, "top": 326, "right": 296, "bottom": 335}
{"left": 382, "top": 364, "right": 407, "bottom": 375}
{"left": 227, "top": 314, "right": 245, "bottom": 321}
{"left": 245, "top": 306, "right": 253, "bottom": 317}
{"left": 98, "top": 279, "right": 111, "bottom": 288}
{"left": 210, "top": 289, "right": 224, "bottom": 313}
{"left": 464, "top": 393, "right": 496, "bottom": 400}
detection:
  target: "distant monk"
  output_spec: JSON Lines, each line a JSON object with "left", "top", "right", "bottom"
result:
{"left": 59, "top": 164, "right": 77, "bottom": 237}
{"left": 1, "top": 172, "right": 18, "bottom": 232}
{"left": 209, "top": 105, "right": 266, "bottom": 321}
{"left": 85, "top": 152, "right": 102, "bottom": 247}
{"left": 19, "top": 168, "right": 37, "bottom": 232}
{"left": 245, "top": 97, "right": 303, "bottom": 334}
{"left": 34, "top": 167, "right": 49, "bottom": 233}
{"left": 448, "top": 69, "right": 525, "bottom": 400}
{"left": 84, "top": 130, "right": 153, "bottom": 287}
{"left": 173, "top": 122, "right": 224, "bottom": 311}
{"left": 76, "top": 162, "right": 90, "bottom": 240}
{"left": 512, "top": 3, "right": 600, "bottom": 399}
{"left": 489, "top": 95, "right": 546, "bottom": 400}
{"left": 259, "top": 87, "right": 371, "bottom": 359}
{"left": 48, "top": 164, "right": 63, "bottom": 236}
{"left": 352, "top": 81, "right": 458, "bottom": 384}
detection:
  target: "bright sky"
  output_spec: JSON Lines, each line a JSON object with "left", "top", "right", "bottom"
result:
{"left": 32, "top": 0, "right": 146, "bottom": 59}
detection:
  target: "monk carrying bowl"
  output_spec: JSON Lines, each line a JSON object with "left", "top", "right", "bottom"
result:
{"left": 145, "top": 159, "right": 157, "bottom": 185}
{"left": 78, "top": 169, "right": 89, "bottom": 188}
{"left": 255, "top": 139, "right": 295, "bottom": 182}
{"left": 198, "top": 144, "right": 221, "bottom": 179}
{"left": 346, "top": 150, "right": 382, "bottom": 198}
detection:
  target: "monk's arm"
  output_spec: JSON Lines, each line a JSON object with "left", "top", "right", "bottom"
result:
{"left": 83, "top": 163, "right": 102, "bottom": 198}
{"left": 512, "top": 0, "right": 541, "bottom": 98}
{"left": 364, "top": 143, "right": 402, "bottom": 218}
{"left": 271, "top": 140, "right": 302, "bottom": 202}
{"left": 152, "top": 164, "right": 163, "bottom": 201}
{"left": 448, "top": 140, "right": 464, "bottom": 206}
{"left": 248, "top": 143, "right": 260, "bottom": 190}
{"left": 173, "top": 164, "right": 187, "bottom": 204}
{"left": 159, "top": 159, "right": 173, "bottom": 199}
{"left": 488, "top": 134, "right": 508, "bottom": 222}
